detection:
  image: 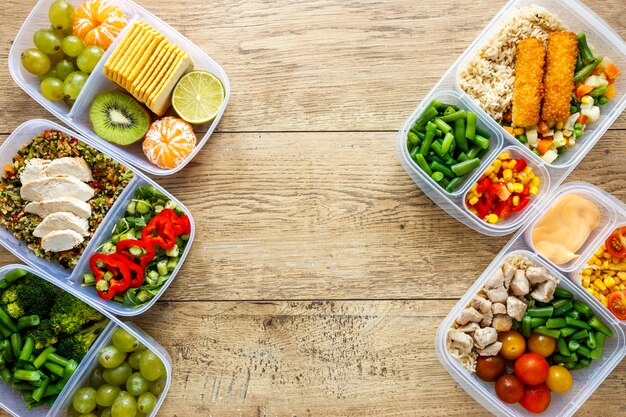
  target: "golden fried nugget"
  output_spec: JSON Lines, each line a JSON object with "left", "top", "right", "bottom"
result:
{"left": 513, "top": 38, "right": 545, "bottom": 127}
{"left": 542, "top": 31, "right": 579, "bottom": 122}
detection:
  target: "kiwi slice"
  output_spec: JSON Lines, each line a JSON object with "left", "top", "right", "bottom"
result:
{"left": 89, "top": 91, "right": 150, "bottom": 145}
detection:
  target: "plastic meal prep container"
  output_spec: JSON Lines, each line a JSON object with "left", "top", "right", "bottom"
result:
{"left": 398, "top": 0, "right": 626, "bottom": 236}
{"left": 8, "top": 0, "right": 231, "bottom": 176}
{"left": 436, "top": 181, "right": 626, "bottom": 417}
{"left": 0, "top": 264, "right": 172, "bottom": 417}
{"left": 0, "top": 119, "right": 195, "bottom": 317}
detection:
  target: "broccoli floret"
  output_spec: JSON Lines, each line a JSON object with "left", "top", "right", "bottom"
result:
{"left": 50, "top": 292, "right": 104, "bottom": 335}
{"left": 26, "top": 319, "right": 58, "bottom": 350}
{"left": 0, "top": 274, "right": 57, "bottom": 320}
{"left": 56, "top": 319, "right": 109, "bottom": 362}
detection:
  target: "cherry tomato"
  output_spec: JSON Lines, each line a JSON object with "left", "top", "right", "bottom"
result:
{"left": 495, "top": 374, "right": 525, "bottom": 404}
{"left": 607, "top": 291, "right": 626, "bottom": 320}
{"left": 498, "top": 330, "right": 526, "bottom": 361}
{"left": 527, "top": 333, "right": 556, "bottom": 357}
{"left": 519, "top": 383, "right": 551, "bottom": 414}
{"left": 606, "top": 227, "right": 626, "bottom": 259}
{"left": 514, "top": 353, "right": 549, "bottom": 385}
{"left": 475, "top": 356, "right": 506, "bottom": 382}
{"left": 545, "top": 365, "right": 573, "bottom": 394}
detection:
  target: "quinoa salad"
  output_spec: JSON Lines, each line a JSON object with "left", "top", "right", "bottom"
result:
{"left": 0, "top": 130, "right": 133, "bottom": 268}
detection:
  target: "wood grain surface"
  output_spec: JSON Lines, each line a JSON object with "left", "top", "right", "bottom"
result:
{"left": 1, "top": 0, "right": 625, "bottom": 416}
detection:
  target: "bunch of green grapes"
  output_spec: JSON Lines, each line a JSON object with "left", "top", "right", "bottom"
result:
{"left": 20, "top": 0, "right": 104, "bottom": 105}
{"left": 69, "top": 327, "right": 167, "bottom": 417}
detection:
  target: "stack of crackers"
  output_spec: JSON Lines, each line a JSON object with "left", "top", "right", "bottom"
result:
{"left": 104, "top": 21, "right": 193, "bottom": 116}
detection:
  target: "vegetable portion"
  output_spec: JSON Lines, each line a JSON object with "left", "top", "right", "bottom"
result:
{"left": 407, "top": 100, "right": 491, "bottom": 192}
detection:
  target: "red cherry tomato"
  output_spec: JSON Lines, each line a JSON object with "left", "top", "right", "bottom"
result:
{"left": 606, "top": 227, "right": 626, "bottom": 259}
{"left": 607, "top": 291, "right": 626, "bottom": 320}
{"left": 514, "top": 353, "right": 549, "bottom": 385}
{"left": 475, "top": 356, "right": 506, "bottom": 382}
{"left": 519, "top": 383, "right": 551, "bottom": 414}
{"left": 495, "top": 374, "right": 525, "bottom": 404}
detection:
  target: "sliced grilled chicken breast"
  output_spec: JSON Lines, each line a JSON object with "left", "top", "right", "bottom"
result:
{"left": 21, "top": 175, "right": 95, "bottom": 202}
{"left": 20, "top": 159, "right": 50, "bottom": 184}
{"left": 41, "top": 229, "right": 84, "bottom": 252}
{"left": 25, "top": 198, "right": 92, "bottom": 219}
{"left": 33, "top": 212, "right": 90, "bottom": 238}
{"left": 46, "top": 157, "right": 93, "bottom": 182}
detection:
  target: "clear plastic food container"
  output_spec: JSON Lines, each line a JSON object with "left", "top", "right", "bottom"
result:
{"left": 397, "top": 0, "right": 626, "bottom": 236}
{"left": 8, "top": 0, "right": 230, "bottom": 176}
{"left": 0, "top": 264, "right": 172, "bottom": 417}
{"left": 0, "top": 119, "right": 195, "bottom": 317}
{"left": 436, "top": 181, "right": 626, "bottom": 417}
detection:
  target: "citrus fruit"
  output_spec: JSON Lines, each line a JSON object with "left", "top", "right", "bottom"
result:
{"left": 72, "top": 1, "right": 127, "bottom": 51}
{"left": 172, "top": 71, "right": 225, "bottom": 124}
{"left": 143, "top": 117, "right": 197, "bottom": 169}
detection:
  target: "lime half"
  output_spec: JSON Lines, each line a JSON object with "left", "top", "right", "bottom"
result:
{"left": 172, "top": 71, "right": 225, "bottom": 124}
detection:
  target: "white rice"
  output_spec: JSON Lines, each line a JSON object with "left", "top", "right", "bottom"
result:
{"left": 459, "top": 5, "right": 566, "bottom": 122}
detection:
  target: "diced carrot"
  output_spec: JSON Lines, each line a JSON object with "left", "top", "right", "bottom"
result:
{"left": 536, "top": 139, "right": 553, "bottom": 155}
{"left": 503, "top": 126, "right": 515, "bottom": 135}
{"left": 605, "top": 84, "right": 616, "bottom": 100}
{"left": 576, "top": 115, "right": 588, "bottom": 124}
{"left": 605, "top": 64, "right": 621, "bottom": 80}
{"left": 538, "top": 120, "right": 549, "bottom": 134}
{"left": 576, "top": 84, "right": 594, "bottom": 97}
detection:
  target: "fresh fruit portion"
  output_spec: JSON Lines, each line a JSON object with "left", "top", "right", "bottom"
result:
{"left": 40, "top": 77, "right": 65, "bottom": 101}
{"left": 172, "top": 70, "right": 226, "bottom": 124}
{"left": 143, "top": 117, "right": 197, "bottom": 169}
{"left": 72, "top": 1, "right": 127, "bottom": 51}
{"left": 34, "top": 28, "right": 62, "bottom": 55}
{"left": 49, "top": 0, "right": 75, "bottom": 31}
{"left": 61, "top": 35, "right": 85, "bottom": 57}
{"left": 89, "top": 91, "right": 150, "bottom": 145}
{"left": 607, "top": 291, "right": 626, "bottom": 320}
{"left": 77, "top": 45, "right": 105, "bottom": 73}
{"left": 21, "top": 48, "right": 51, "bottom": 76}
{"left": 64, "top": 71, "right": 89, "bottom": 100}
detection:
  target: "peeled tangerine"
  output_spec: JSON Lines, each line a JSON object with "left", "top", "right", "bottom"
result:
{"left": 532, "top": 194, "right": 601, "bottom": 265}
{"left": 143, "top": 117, "right": 197, "bottom": 170}
{"left": 72, "top": 1, "right": 127, "bottom": 51}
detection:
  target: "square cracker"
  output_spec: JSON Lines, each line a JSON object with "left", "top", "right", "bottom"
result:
{"left": 148, "top": 53, "right": 194, "bottom": 116}
{"left": 123, "top": 32, "right": 165, "bottom": 90}
{"left": 136, "top": 43, "right": 176, "bottom": 103}
{"left": 104, "top": 22, "right": 142, "bottom": 80}
{"left": 140, "top": 45, "right": 181, "bottom": 103}
{"left": 115, "top": 27, "right": 157, "bottom": 87}
{"left": 128, "top": 39, "right": 167, "bottom": 96}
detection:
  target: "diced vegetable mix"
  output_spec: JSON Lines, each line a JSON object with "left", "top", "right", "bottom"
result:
{"left": 503, "top": 33, "right": 621, "bottom": 162}
{"left": 407, "top": 100, "right": 491, "bottom": 192}
{"left": 83, "top": 186, "right": 191, "bottom": 307}
{"left": 581, "top": 227, "right": 626, "bottom": 319}
{"left": 465, "top": 152, "right": 540, "bottom": 224}
{"left": 0, "top": 269, "right": 109, "bottom": 410}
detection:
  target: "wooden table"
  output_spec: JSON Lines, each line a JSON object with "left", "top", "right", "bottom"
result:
{"left": 1, "top": 0, "right": 625, "bottom": 415}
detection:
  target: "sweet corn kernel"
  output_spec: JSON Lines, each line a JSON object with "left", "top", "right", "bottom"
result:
{"left": 618, "top": 272, "right": 626, "bottom": 280}
{"left": 514, "top": 127, "right": 525, "bottom": 135}
{"left": 604, "top": 276, "right": 616, "bottom": 289}
{"left": 503, "top": 169, "right": 513, "bottom": 181}
{"left": 517, "top": 172, "right": 528, "bottom": 182}
{"left": 600, "top": 294, "right": 608, "bottom": 308}
{"left": 602, "top": 260, "right": 610, "bottom": 269}
{"left": 581, "top": 95, "right": 594, "bottom": 104}
{"left": 512, "top": 196, "right": 520, "bottom": 206}
{"left": 582, "top": 276, "right": 591, "bottom": 288}
{"left": 507, "top": 182, "right": 515, "bottom": 192}
{"left": 487, "top": 214, "right": 499, "bottom": 224}
{"left": 555, "top": 121, "right": 564, "bottom": 130}
{"left": 532, "top": 176, "right": 541, "bottom": 186}
{"left": 469, "top": 196, "right": 479, "bottom": 205}
{"left": 582, "top": 268, "right": 593, "bottom": 276}
{"left": 621, "top": 283, "right": 626, "bottom": 291}
{"left": 485, "top": 166, "right": 495, "bottom": 175}
{"left": 529, "top": 186, "right": 539, "bottom": 195}
{"left": 593, "top": 278, "right": 607, "bottom": 291}
{"left": 471, "top": 184, "right": 478, "bottom": 193}
{"left": 507, "top": 160, "right": 517, "bottom": 169}
{"left": 587, "top": 287, "right": 598, "bottom": 298}
{"left": 603, "top": 252, "right": 612, "bottom": 259}
{"left": 513, "top": 183, "right": 524, "bottom": 193}
{"left": 493, "top": 159, "right": 502, "bottom": 172}
{"left": 523, "top": 166, "right": 532, "bottom": 174}
{"left": 498, "top": 153, "right": 511, "bottom": 160}
{"left": 595, "top": 247, "right": 605, "bottom": 257}
{"left": 615, "top": 275, "right": 622, "bottom": 285}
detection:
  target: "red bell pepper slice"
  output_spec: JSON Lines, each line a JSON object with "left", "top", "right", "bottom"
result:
{"left": 474, "top": 198, "right": 491, "bottom": 219}
{"left": 493, "top": 197, "right": 512, "bottom": 218}
{"left": 511, "top": 196, "right": 531, "bottom": 213}
{"left": 515, "top": 159, "right": 527, "bottom": 172}
{"left": 159, "top": 209, "right": 191, "bottom": 237}
{"left": 476, "top": 177, "right": 492, "bottom": 194}
{"left": 110, "top": 254, "right": 145, "bottom": 288}
{"left": 117, "top": 239, "right": 156, "bottom": 269}
{"left": 90, "top": 254, "right": 132, "bottom": 300}
{"left": 141, "top": 213, "right": 177, "bottom": 249}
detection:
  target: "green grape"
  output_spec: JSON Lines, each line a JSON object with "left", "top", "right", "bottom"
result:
{"left": 21, "top": 48, "right": 51, "bottom": 76}
{"left": 113, "top": 328, "right": 140, "bottom": 353}
{"left": 68, "top": 407, "right": 82, "bottom": 417}
{"left": 136, "top": 413, "right": 147, "bottom": 417}
{"left": 99, "top": 345, "right": 128, "bottom": 369}
{"left": 34, "top": 29, "right": 61, "bottom": 55}
{"left": 79, "top": 414, "right": 98, "bottom": 417}
{"left": 101, "top": 408, "right": 112, "bottom": 417}
{"left": 49, "top": 0, "right": 75, "bottom": 30}
{"left": 148, "top": 376, "right": 166, "bottom": 396}
{"left": 56, "top": 59, "right": 75, "bottom": 80}
{"left": 73, "top": 387, "right": 97, "bottom": 414}
{"left": 111, "top": 391, "right": 137, "bottom": 417}
{"left": 51, "top": 25, "right": 70, "bottom": 39}
{"left": 139, "top": 350, "right": 165, "bottom": 381}
{"left": 96, "top": 384, "right": 122, "bottom": 407}
{"left": 39, "top": 68, "right": 59, "bottom": 80}
{"left": 90, "top": 367, "right": 106, "bottom": 389}
{"left": 126, "top": 372, "right": 149, "bottom": 396}
{"left": 40, "top": 77, "right": 64, "bottom": 101}
{"left": 62, "top": 35, "right": 85, "bottom": 57}
{"left": 63, "top": 71, "right": 89, "bottom": 100}
{"left": 65, "top": 96, "right": 76, "bottom": 106}
{"left": 48, "top": 49, "right": 65, "bottom": 66}
{"left": 104, "top": 362, "right": 133, "bottom": 386}
{"left": 77, "top": 46, "right": 104, "bottom": 74}
{"left": 136, "top": 393, "right": 156, "bottom": 414}
{"left": 128, "top": 350, "right": 143, "bottom": 370}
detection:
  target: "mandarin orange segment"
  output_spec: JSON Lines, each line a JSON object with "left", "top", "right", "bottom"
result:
{"left": 143, "top": 117, "right": 197, "bottom": 169}
{"left": 72, "top": 0, "right": 127, "bottom": 51}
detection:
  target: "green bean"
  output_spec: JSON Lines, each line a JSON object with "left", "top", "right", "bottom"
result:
{"left": 441, "top": 132, "right": 455, "bottom": 154}
{"left": 413, "top": 106, "right": 438, "bottom": 130}
{"left": 31, "top": 377, "right": 49, "bottom": 403}
{"left": 443, "top": 106, "right": 456, "bottom": 116}
{"left": 578, "top": 358, "right": 592, "bottom": 368}
{"left": 577, "top": 345, "right": 593, "bottom": 358}
{"left": 530, "top": 318, "right": 547, "bottom": 328}
{"left": 0, "top": 307, "right": 17, "bottom": 334}
{"left": 419, "top": 122, "right": 437, "bottom": 155}
{"left": 475, "top": 126, "right": 492, "bottom": 140}
{"left": 534, "top": 326, "right": 561, "bottom": 339}
{"left": 407, "top": 132, "right": 420, "bottom": 146}
{"left": 577, "top": 33, "right": 595, "bottom": 61}
{"left": 434, "top": 118, "right": 453, "bottom": 134}
{"left": 557, "top": 337, "right": 571, "bottom": 356}
{"left": 17, "top": 315, "right": 40, "bottom": 330}
{"left": 425, "top": 153, "right": 445, "bottom": 164}
{"left": 439, "top": 178, "right": 450, "bottom": 189}
{"left": 0, "top": 368, "right": 10, "bottom": 384}
{"left": 430, "top": 161, "right": 455, "bottom": 179}
{"left": 553, "top": 300, "right": 573, "bottom": 316}
{"left": 14, "top": 370, "right": 41, "bottom": 382}
{"left": 566, "top": 310, "right": 580, "bottom": 320}
{"left": 430, "top": 100, "right": 451, "bottom": 111}
{"left": 586, "top": 330, "right": 597, "bottom": 350}
{"left": 43, "top": 362, "right": 65, "bottom": 378}
{"left": 589, "top": 316, "right": 612, "bottom": 337}
{"left": 431, "top": 140, "right": 447, "bottom": 158}
{"left": 559, "top": 327, "right": 578, "bottom": 338}
{"left": 571, "top": 329, "right": 589, "bottom": 340}
{"left": 574, "top": 58, "right": 603, "bottom": 83}
{"left": 415, "top": 154, "right": 432, "bottom": 176}
{"left": 456, "top": 152, "right": 469, "bottom": 163}
{"left": 445, "top": 177, "right": 464, "bottom": 193}
{"left": 33, "top": 346, "right": 56, "bottom": 369}
{"left": 431, "top": 171, "right": 444, "bottom": 182}
{"left": 47, "top": 353, "right": 69, "bottom": 368}
{"left": 18, "top": 337, "right": 34, "bottom": 362}
{"left": 467, "top": 146, "right": 481, "bottom": 159}
{"left": 552, "top": 353, "right": 576, "bottom": 363}
{"left": 527, "top": 306, "right": 554, "bottom": 318}
{"left": 522, "top": 316, "right": 532, "bottom": 338}
{"left": 590, "top": 332, "right": 606, "bottom": 360}
{"left": 469, "top": 134, "right": 490, "bottom": 150}
{"left": 465, "top": 112, "right": 477, "bottom": 140}
{"left": 573, "top": 300, "right": 592, "bottom": 317}
{"left": 454, "top": 119, "right": 468, "bottom": 153}
{"left": 410, "top": 145, "right": 420, "bottom": 160}
{"left": 0, "top": 268, "right": 27, "bottom": 289}
{"left": 439, "top": 109, "right": 467, "bottom": 123}
{"left": 565, "top": 316, "right": 591, "bottom": 330}
{"left": 0, "top": 323, "right": 11, "bottom": 338}
{"left": 546, "top": 318, "right": 567, "bottom": 329}
{"left": 554, "top": 288, "right": 573, "bottom": 299}
{"left": 568, "top": 339, "right": 580, "bottom": 352}
{"left": 590, "top": 86, "right": 607, "bottom": 98}
{"left": 451, "top": 158, "right": 480, "bottom": 176}
{"left": 11, "top": 333, "right": 22, "bottom": 359}
{"left": 597, "top": 96, "right": 609, "bottom": 106}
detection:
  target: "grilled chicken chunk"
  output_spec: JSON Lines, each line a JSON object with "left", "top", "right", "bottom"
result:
{"left": 456, "top": 307, "right": 483, "bottom": 325}
{"left": 507, "top": 296, "right": 528, "bottom": 321}
{"left": 474, "top": 327, "right": 498, "bottom": 349}
{"left": 449, "top": 330, "right": 474, "bottom": 354}
{"left": 492, "top": 314, "right": 513, "bottom": 332}
{"left": 478, "top": 341, "right": 502, "bottom": 357}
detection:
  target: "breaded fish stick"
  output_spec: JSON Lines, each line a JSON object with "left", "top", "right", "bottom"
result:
{"left": 542, "top": 31, "right": 579, "bottom": 122}
{"left": 512, "top": 38, "right": 545, "bottom": 127}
